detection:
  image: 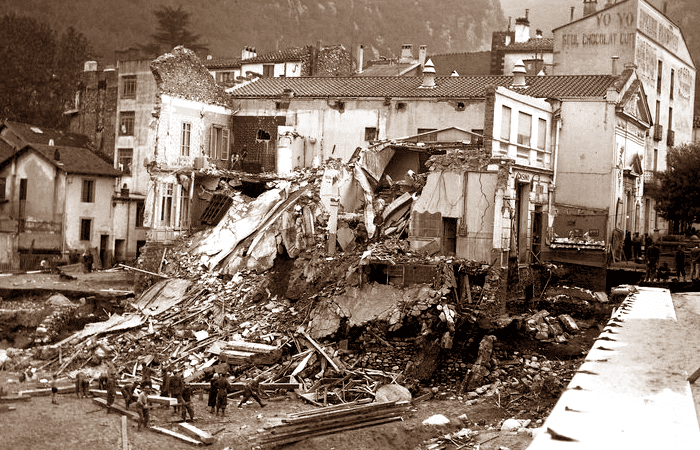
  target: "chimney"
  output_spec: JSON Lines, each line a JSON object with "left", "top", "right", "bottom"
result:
{"left": 451, "top": 70, "right": 459, "bottom": 77}
{"left": 583, "top": 0, "right": 598, "bottom": 17}
{"left": 514, "top": 17, "right": 530, "bottom": 43}
{"left": 84, "top": 61, "right": 98, "bottom": 72}
{"left": 663, "top": 2, "right": 668, "bottom": 14}
{"left": 356, "top": 45, "right": 364, "bottom": 74}
{"left": 611, "top": 55, "right": 619, "bottom": 76}
{"left": 512, "top": 60, "right": 527, "bottom": 87}
{"left": 121, "top": 183, "right": 130, "bottom": 197}
{"left": 400, "top": 44, "right": 414, "bottom": 63}
{"left": 536, "top": 29, "right": 543, "bottom": 39}
{"left": 49, "top": 139, "right": 55, "bottom": 146}
{"left": 420, "top": 59, "right": 436, "bottom": 88}
{"left": 570, "top": 6, "right": 575, "bottom": 22}
{"left": 418, "top": 45, "right": 427, "bottom": 67}
{"left": 53, "top": 148, "right": 60, "bottom": 161}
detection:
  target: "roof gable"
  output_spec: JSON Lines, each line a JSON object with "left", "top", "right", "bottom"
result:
{"left": 1, "top": 120, "right": 94, "bottom": 150}
{"left": 0, "top": 144, "right": 122, "bottom": 177}
{"left": 618, "top": 78, "right": 652, "bottom": 127}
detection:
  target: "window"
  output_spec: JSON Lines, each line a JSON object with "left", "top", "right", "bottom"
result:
{"left": 670, "top": 69, "right": 675, "bottom": 99}
{"left": 216, "top": 71, "right": 234, "bottom": 83}
{"left": 417, "top": 128, "right": 437, "bottom": 141}
{"left": 135, "top": 200, "right": 145, "bottom": 228}
{"left": 0, "top": 177, "right": 5, "bottom": 200}
{"left": 537, "top": 118, "right": 547, "bottom": 150}
{"left": 120, "top": 111, "right": 135, "bottom": 136}
{"left": 209, "top": 126, "right": 230, "bottom": 160}
{"left": 500, "top": 106, "right": 512, "bottom": 141}
{"left": 121, "top": 75, "right": 136, "bottom": 99}
{"left": 118, "top": 148, "right": 133, "bottom": 175}
{"left": 179, "top": 185, "right": 190, "bottom": 228}
{"left": 657, "top": 60, "right": 663, "bottom": 94}
{"left": 364, "top": 127, "right": 378, "bottom": 141}
{"left": 263, "top": 64, "right": 274, "bottom": 77}
{"left": 517, "top": 112, "right": 532, "bottom": 147}
{"left": 81, "top": 179, "right": 95, "bottom": 203}
{"left": 181, "top": 122, "right": 191, "bottom": 156}
{"left": 161, "top": 183, "right": 173, "bottom": 226}
{"left": 668, "top": 107, "right": 673, "bottom": 130}
{"left": 80, "top": 219, "right": 92, "bottom": 241}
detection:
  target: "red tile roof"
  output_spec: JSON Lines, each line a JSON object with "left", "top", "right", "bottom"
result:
{"left": 204, "top": 57, "right": 241, "bottom": 70}
{"left": 358, "top": 62, "right": 420, "bottom": 76}
{"left": 1, "top": 121, "right": 94, "bottom": 149}
{"left": 499, "top": 38, "right": 554, "bottom": 52}
{"left": 229, "top": 74, "right": 621, "bottom": 100}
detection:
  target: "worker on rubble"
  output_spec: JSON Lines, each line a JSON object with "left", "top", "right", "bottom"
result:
{"left": 136, "top": 386, "right": 152, "bottom": 430}
{"left": 140, "top": 365, "right": 153, "bottom": 390}
{"left": 105, "top": 371, "right": 117, "bottom": 412}
{"left": 121, "top": 382, "right": 135, "bottom": 409}
{"left": 75, "top": 372, "right": 85, "bottom": 398}
{"left": 50, "top": 374, "right": 59, "bottom": 405}
{"left": 161, "top": 366, "right": 171, "bottom": 398}
{"left": 208, "top": 373, "right": 219, "bottom": 413}
{"left": 98, "top": 371, "right": 108, "bottom": 390}
{"left": 169, "top": 369, "right": 184, "bottom": 414}
{"left": 215, "top": 373, "right": 230, "bottom": 416}
{"left": 238, "top": 375, "right": 266, "bottom": 408}
{"left": 181, "top": 383, "right": 195, "bottom": 422}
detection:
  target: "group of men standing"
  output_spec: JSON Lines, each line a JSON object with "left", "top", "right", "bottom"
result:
{"left": 70, "top": 365, "right": 266, "bottom": 429}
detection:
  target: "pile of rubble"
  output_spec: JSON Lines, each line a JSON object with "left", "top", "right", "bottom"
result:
{"left": 520, "top": 310, "right": 580, "bottom": 343}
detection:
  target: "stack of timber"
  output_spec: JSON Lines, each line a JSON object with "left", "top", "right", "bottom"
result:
{"left": 251, "top": 400, "right": 410, "bottom": 448}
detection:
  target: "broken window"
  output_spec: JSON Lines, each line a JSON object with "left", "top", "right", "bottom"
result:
{"left": 181, "top": 122, "right": 191, "bottom": 156}
{"left": 81, "top": 179, "right": 95, "bottom": 203}
{"left": 364, "top": 127, "right": 378, "bottom": 142}
{"left": 161, "top": 183, "right": 173, "bottom": 226}
{"left": 199, "top": 193, "right": 233, "bottom": 225}
{"left": 135, "top": 200, "right": 145, "bottom": 228}
{"left": 121, "top": 75, "right": 136, "bottom": 99}
{"left": 517, "top": 112, "right": 531, "bottom": 147}
{"left": 210, "top": 126, "right": 230, "bottom": 160}
{"left": 80, "top": 218, "right": 92, "bottom": 241}
{"left": 257, "top": 129, "right": 271, "bottom": 141}
{"left": 118, "top": 148, "right": 133, "bottom": 175}
{"left": 120, "top": 111, "right": 135, "bottom": 136}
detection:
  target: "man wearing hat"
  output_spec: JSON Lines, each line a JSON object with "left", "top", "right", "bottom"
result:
{"left": 136, "top": 386, "right": 153, "bottom": 430}
{"left": 169, "top": 369, "right": 184, "bottom": 414}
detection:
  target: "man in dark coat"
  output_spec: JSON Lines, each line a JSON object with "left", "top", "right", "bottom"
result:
{"left": 121, "top": 382, "right": 135, "bottom": 409}
{"left": 646, "top": 242, "right": 660, "bottom": 281}
{"left": 169, "top": 370, "right": 184, "bottom": 414}
{"left": 181, "top": 383, "right": 195, "bottom": 422}
{"left": 105, "top": 372, "right": 117, "bottom": 412}
{"left": 208, "top": 373, "right": 219, "bottom": 413}
{"left": 215, "top": 374, "right": 230, "bottom": 416}
{"left": 675, "top": 245, "right": 687, "bottom": 281}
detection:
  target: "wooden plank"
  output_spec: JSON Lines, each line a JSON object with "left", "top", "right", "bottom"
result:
{"left": 688, "top": 366, "right": 700, "bottom": 384}
{"left": 91, "top": 397, "right": 140, "bottom": 421}
{"left": 0, "top": 405, "right": 17, "bottom": 412}
{"left": 224, "top": 341, "right": 280, "bottom": 354}
{"left": 90, "top": 389, "right": 176, "bottom": 406}
{"left": 121, "top": 415, "right": 128, "bottom": 450}
{"left": 256, "top": 416, "right": 402, "bottom": 448}
{"left": 0, "top": 395, "right": 31, "bottom": 403}
{"left": 18, "top": 385, "right": 74, "bottom": 397}
{"left": 149, "top": 426, "right": 203, "bottom": 446}
{"left": 301, "top": 332, "right": 341, "bottom": 373}
{"left": 178, "top": 422, "right": 216, "bottom": 444}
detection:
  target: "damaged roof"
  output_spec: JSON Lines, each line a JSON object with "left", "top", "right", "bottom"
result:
{"left": 0, "top": 143, "right": 123, "bottom": 177}
{"left": 229, "top": 73, "right": 623, "bottom": 100}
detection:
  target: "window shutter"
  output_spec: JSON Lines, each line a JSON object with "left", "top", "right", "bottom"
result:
{"left": 209, "top": 126, "right": 214, "bottom": 157}
{"left": 222, "top": 129, "right": 230, "bottom": 160}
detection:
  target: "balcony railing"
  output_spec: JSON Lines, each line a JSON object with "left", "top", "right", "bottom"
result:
{"left": 644, "top": 170, "right": 662, "bottom": 189}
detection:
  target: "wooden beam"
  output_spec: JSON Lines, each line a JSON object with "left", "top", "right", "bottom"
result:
{"left": 18, "top": 385, "right": 74, "bottom": 397}
{"left": 121, "top": 415, "right": 129, "bottom": 450}
{"left": 178, "top": 422, "right": 216, "bottom": 444}
{"left": 0, "top": 405, "right": 17, "bottom": 412}
{"left": 149, "top": 426, "right": 203, "bottom": 446}
{"left": 688, "top": 366, "right": 700, "bottom": 384}
{"left": 301, "top": 332, "right": 341, "bottom": 373}
{"left": 0, "top": 395, "right": 31, "bottom": 403}
{"left": 91, "top": 397, "right": 139, "bottom": 421}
